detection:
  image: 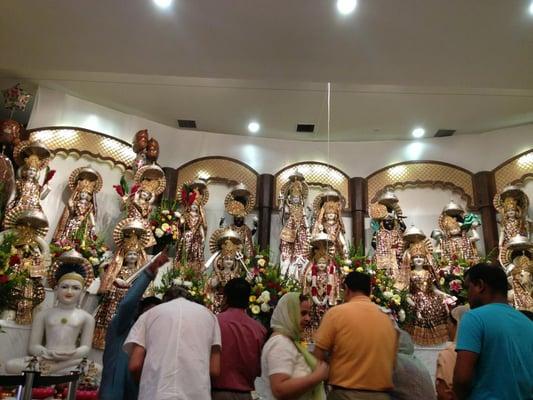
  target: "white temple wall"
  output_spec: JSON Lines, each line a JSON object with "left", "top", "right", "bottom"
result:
{"left": 29, "top": 87, "right": 533, "bottom": 177}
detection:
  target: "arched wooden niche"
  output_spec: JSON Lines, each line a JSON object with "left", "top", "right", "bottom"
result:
{"left": 275, "top": 162, "right": 350, "bottom": 210}
{"left": 28, "top": 127, "right": 135, "bottom": 171}
{"left": 176, "top": 156, "right": 258, "bottom": 200}
{"left": 366, "top": 161, "right": 475, "bottom": 209}
{"left": 493, "top": 148, "right": 533, "bottom": 192}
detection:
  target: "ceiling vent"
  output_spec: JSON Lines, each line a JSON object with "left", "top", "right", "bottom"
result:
{"left": 177, "top": 119, "right": 197, "bottom": 129}
{"left": 434, "top": 129, "right": 456, "bottom": 137}
{"left": 296, "top": 123, "right": 315, "bottom": 133}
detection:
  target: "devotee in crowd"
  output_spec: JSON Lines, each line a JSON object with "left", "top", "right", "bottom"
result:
{"left": 211, "top": 278, "right": 267, "bottom": 400}
{"left": 124, "top": 283, "right": 221, "bottom": 400}
{"left": 453, "top": 263, "right": 533, "bottom": 400}
{"left": 435, "top": 305, "right": 469, "bottom": 400}
{"left": 99, "top": 249, "right": 168, "bottom": 400}
{"left": 314, "top": 271, "right": 398, "bottom": 400}
{"left": 391, "top": 330, "right": 435, "bottom": 400}
{"left": 259, "top": 292, "right": 329, "bottom": 400}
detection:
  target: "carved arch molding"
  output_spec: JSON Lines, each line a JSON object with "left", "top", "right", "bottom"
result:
{"left": 28, "top": 127, "right": 135, "bottom": 171}
{"left": 366, "top": 161, "right": 475, "bottom": 209}
{"left": 493, "top": 149, "right": 533, "bottom": 192}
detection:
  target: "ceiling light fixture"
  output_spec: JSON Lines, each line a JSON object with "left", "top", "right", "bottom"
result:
{"left": 412, "top": 127, "right": 426, "bottom": 138}
{"left": 247, "top": 121, "right": 260, "bottom": 133}
{"left": 153, "top": 0, "right": 173, "bottom": 9}
{"left": 529, "top": 1, "right": 533, "bottom": 15}
{"left": 336, "top": 0, "right": 357, "bottom": 15}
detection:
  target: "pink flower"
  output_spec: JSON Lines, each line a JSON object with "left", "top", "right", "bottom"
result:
{"left": 449, "top": 279, "right": 462, "bottom": 293}
{"left": 452, "top": 266, "right": 462, "bottom": 276}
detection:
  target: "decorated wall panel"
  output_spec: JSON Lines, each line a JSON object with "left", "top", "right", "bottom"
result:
{"left": 366, "top": 161, "right": 475, "bottom": 209}
{"left": 28, "top": 127, "right": 135, "bottom": 171}
{"left": 493, "top": 149, "right": 533, "bottom": 192}
{"left": 176, "top": 157, "right": 258, "bottom": 200}
{"left": 274, "top": 162, "right": 350, "bottom": 210}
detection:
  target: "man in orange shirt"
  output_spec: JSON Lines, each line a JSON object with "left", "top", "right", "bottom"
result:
{"left": 314, "top": 271, "right": 398, "bottom": 400}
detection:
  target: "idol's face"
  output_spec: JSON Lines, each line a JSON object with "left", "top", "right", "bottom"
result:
{"left": 519, "top": 270, "right": 531, "bottom": 285}
{"left": 412, "top": 255, "right": 425, "bottom": 269}
{"left": 222, "top": 255, "right": 234, "bottom": 269}
{"left": 316, "top": 257, "right": 328, "bottom": 271}
{"left": 57, "top": 279, "right": 83, "bottom": 305}
{"left": 233, "top": 216, "right": 244, "bottom": 227}
{"left": 125, "top": 250, "right": 139, "bottom": 264}
{"left": 190, "top": 203, "right": 199, "bottom": 213}
{"left": 139, "top": 190, "right": 152, "bottom": 201}
{"left": 325, "top": 212, "right": 337, "bottom": 222}
{"left": 79, "top": 191, "right": 92, "bottom": 201}
{"left": 383, "top": 219, "right": 394, "bottom": 230}
{"left": 289, "top": 195, "right": 300, "bottom": 204}
{"left": 24, "top": 167, "right": 38, "bottom": 179}
{"left": 506, "top": 209, "right": 516, "bottom": 218}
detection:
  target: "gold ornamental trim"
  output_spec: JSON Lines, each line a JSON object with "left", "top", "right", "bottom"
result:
{"left": 176, "top": 157, "right": 258, "bottom": 203}
{"left": 366, "top": 161, "right": 474, "bottom": 209}
{"left": 275, "top": 162, "right": 350, "bottom": 210}
{"left": 28, "top": 127, "right": 135, "bottom": 171}
{"left": 493, "top": 149, "right": 533, "bottom": 193}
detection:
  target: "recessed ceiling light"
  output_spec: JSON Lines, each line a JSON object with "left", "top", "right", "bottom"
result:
{"left": 247, "top": 121, "right": 260, "bottom": 133}
{"left": 529, "top": 1, "right": 533, "bottom": 15}
{"left": 412, "top": 127, "right": 426, "bottom": 138}
{"left": 153, "top": 0, "right": 173, "bottom": 9}
{"left": 336, "top": 0, "right": 357, "bottom": 15}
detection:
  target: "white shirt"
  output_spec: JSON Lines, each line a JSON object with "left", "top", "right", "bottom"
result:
{"left": 257, "top": 334, "right": 313, "bottom": 400}
{"left": 124, "top": 298, "right": 221, "bottom": 400}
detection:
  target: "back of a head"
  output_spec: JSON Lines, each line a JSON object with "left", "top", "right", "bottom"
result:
{"left": 465, "top": 263, "right": 508, "bottom": 296}
{"left": 139, "top": 296, "right": 162, "bottom": 314}
{"left": 224, "top": 277, "right": 251, "bottom": 309}
{"left": 163, "top": 285, "right": 190, "bottom": 303}
{"left": 344, "top": 271, "right": 371, "bottom": 296}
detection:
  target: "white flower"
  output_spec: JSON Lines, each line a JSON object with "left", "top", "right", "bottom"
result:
{"left": 344, "top": 259, "right": 352, "bottom": 266}
{"left": 398, "top": 309, "right": 406, "bottom": 322}
{"left": 155, "top": 228, "right": 164, "bottom": 238}
{"left": 392, "top": 294, "right": 402, "bottom": 305}
{"left": 183, "top": 280, "right": 193, "bottom": 288}
{"left": 383, "top": 291, "right": 394, "bottom": 300}
{"left": 259, "top": 290, "right": 271, "bottom": 303}
{"left": 260, "top": 303, "right": 270, "bottom": 313}
{"left": 161, "top": 210, "right": 170, "bottom": 215}
{"left": 173, "top": 278, "right": 183, "bottom": 286}
{"left": 174, "top": 211, "right": 181, "bottom": 218}
{"left": 257, "top": 258, "right": 266, "bottom": 267}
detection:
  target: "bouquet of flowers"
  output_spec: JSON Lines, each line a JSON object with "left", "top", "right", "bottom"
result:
{"left": 0, "top": 233, "right": 29, "bottom": 313}
{"left": 149, "top": 200, "right": 182, "bottom": 247}
{"left": 155, "top": 265, "right": 206, "bottom": 305}
{"left": 339, "top": 246, "right": 412, "bottom": 325}
{"left": 247, "top": 252, "right": 301, "bottom": 328}
{"left": 50, "top": 236, "right": 109, "bottom": 278}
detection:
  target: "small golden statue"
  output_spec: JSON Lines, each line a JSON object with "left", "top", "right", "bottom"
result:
{"left": 502, "top": 235, "right": 533, "bottom": 312}
{"left": 5, "top": 140, "right": 52, "bottom": 218}
{"left": 205, "top": 228, "right": 247, "bottom": 313}
{"left": 224, "top": 183, "right": 256, "bottom": 258}
{"left": 53, "top": 166, "right": 103, "bottom": 244}
{"left": 1, "top": 207, "right": 51, "bottom": 324}
{"left": 312, "top": 190, "right": 348, "bottom": 260}
{"left": 370, "top": 191, "right": 406, "bottom": 280}
{"left": 494, "top": 186, "right": 530, "bottom": 267}
{"left": 93, "top": 218, "right": 150, "bottom": 349}
{"left": 399, "top": 226, "right": 451, "bottom": 346}
{"left": 279, "top": 172, "right": 310, "bottom": 278}
{"left": 175, "top": 179, "right": 209, "bottom": 277}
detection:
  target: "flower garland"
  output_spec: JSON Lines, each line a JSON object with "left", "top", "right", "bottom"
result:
{"left": 310, "top": 262, "right": 336, "bottom": 307}
{"left": 149, "top": 200, "right": 181, "bottom": 247}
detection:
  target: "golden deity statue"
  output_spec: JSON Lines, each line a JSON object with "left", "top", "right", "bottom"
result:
{"left": 175, "top": 179, "right": 209, "bottom": 278}
{"left": 494, "top": 186, "right": 530, "bottom": 267}
{"left": 53, "top": 166, "right": 103, "bottom": 244}
{"left": 370, "top": 191, "right": 406, "bottom": 280}
{"left": 1, "top": 207, "right": 51, "bottom": 324}
{"left": 224, "top": 183, "right": 256, "bottom": 258}
{"left": 312, "top": 190, "right": 348, "bottom": 260}
{"left": 279, "top": 172, "right": 310, "bottom": 278}
{"left": 399, "top": 226, "right": 451, "bottom": 346}
{"left": 205, "top": 228, "right": 247, "bottom": 313}
{"left": 301, "top": 233, "right": 340, "bottom": 338}
{"left": 93, "top": 218, "right": 150, "bottom": 349}
{"left": 432, "top": 201, "right": 479, "bottom": 270}
{"left": 502, "top": 235, "right": 533, "bottom": 312}
{"left": 5, "top": 140, "right": 52, "bottom": 219}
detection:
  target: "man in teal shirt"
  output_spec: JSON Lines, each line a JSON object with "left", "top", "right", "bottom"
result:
{"left": 454, "top": 263, "right": 533, "bottom": 400}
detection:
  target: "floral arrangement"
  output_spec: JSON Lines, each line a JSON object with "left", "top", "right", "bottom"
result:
{"left": 155, "top": 265, "right": 206, "bottom": 305}
{"left": 247, "top": 251, "right": 301, "bottom": 328}
{"left": 339, "top": 246, "right": 412, "bottom": 325}
{"left": 149, "top": 200, "right": 182, "bottom": 247}
{"left": 0, "top": 233, "right": 29, "bottom": 313}
{"left": 50, "top": 236, "right": 109, "bottom": 278}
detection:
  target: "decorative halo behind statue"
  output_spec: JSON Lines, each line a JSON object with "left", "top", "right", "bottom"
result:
{"left": 224, "top": 183, "right": 255, "bottom": 217}
{"left": 48, "top": 249, "right": 94, "bottom": 289}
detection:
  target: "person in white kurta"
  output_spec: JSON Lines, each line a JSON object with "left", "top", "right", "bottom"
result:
{"left": 124, "top": 297, "right": 221, "bottom": 400}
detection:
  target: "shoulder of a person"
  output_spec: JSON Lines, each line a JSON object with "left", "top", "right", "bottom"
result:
{"left": 265, "top": 334, "right": 294, "bottom": 350}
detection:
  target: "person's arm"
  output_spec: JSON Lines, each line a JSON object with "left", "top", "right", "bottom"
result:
{"left": 313, "top": 346, "right": 328, "bottom": 362}
{"left": 270, "top": 362, "right": 328, "bottom": 400}
{"left": 453, "top": 351, "right": 478, "bottom": 400}
{"left": 436, "top": 378, "right": 456, "bottom": 400}
{"left": 209, "top": 345, "right": 221, "bottom": 378}
{"left": 128, "top": 343, "right": 146, "bottom": 382}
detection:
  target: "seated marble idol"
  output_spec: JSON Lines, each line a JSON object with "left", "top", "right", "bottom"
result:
{"left": 6, "top": 250, "right": 99, "bottom": 375}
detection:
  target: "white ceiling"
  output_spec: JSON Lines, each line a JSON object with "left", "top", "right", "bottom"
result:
{"left": 1, "top": 0, "right": 533, "bottom": 141}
